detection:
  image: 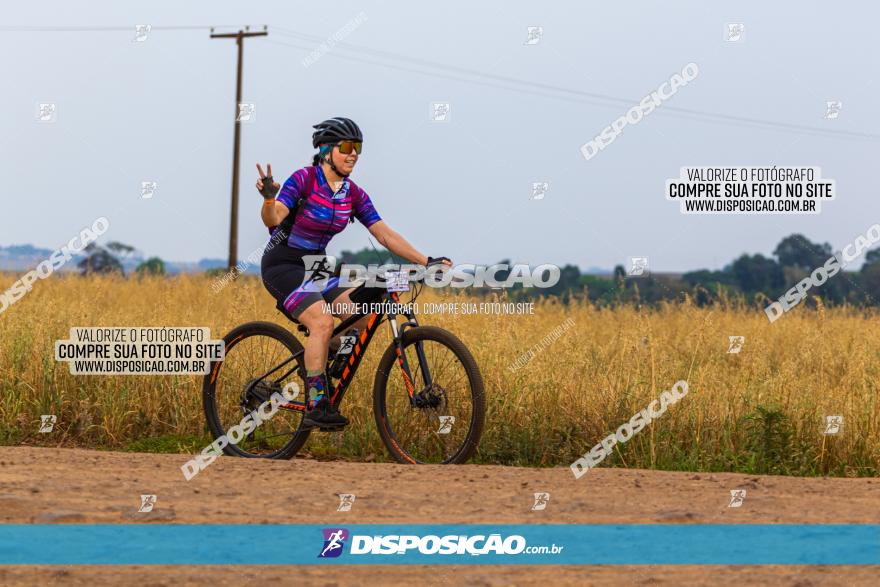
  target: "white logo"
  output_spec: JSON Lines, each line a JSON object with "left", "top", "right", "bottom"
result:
{"left": 531, "top": 182, "right": 549, "bottom": 200}
{"left": 237, "top": 103, "right": 256, "bottom": 123}
{"left": 338, "top": 335, "right": 357, "bottom": 355}
{"left": 300, "top": 11, "right": 368, "bottom": 69}
{"left": 138, "top": 494, "right": 157, "bottom": 512}
{"left": 283, "top": 382, "right": 301, "bottom": 399}
{"left": 1, "top": 217, "right": 110, "bottom": 316}
{"left": 728, "top": 489, "right": 746, "bottom": 508}
{"left": 628, "top": 257, "right": 649, "bottom": 276}
{"left": 524, "top": 26, "right": 543, "bottom": 45}
{"left": 726, "top": 23, "right": 745, "bottom": 42}
{"left": 824, "top": 100, "right": 842, "bottom": 120}
{"left": 180, "top": 389, "right": 295, "bottom": 481}
{"left": 765, "top": 224, "right": 879, "bottom": 323}
{"left": 431, "top": 102, "right": 451, "bottom": 122}
{"left": 437, "top": 416, "right": 455, "bottom": 434}
{"left": 350, "top": 533, "right": 530, "bottom": 556}
{"left": 321, "top": 529, "right": 347, "bottom": 557}
{"left": 133, "top": 24, "right": 151, "bottom": 42}
{"left": 141, "top": 181, "right": 157, "bottom": 199}
{"left": 385, "top": 270, "right": 410, "bottom": 292}
{"left": 571, "top": 380, "right": 689, "bottom": 479}
{"left": 580, "top": 63, "right": 699, "bottom": 162}
{"left": 336, "top": 262, "right": 561, "bottom": 290}
{"left": 39, "top": 415, "right": 57, "bottom": 433}
{"left": 531, "top": 492, "right": 550, "bottom": 511}
{"left": 36, "top": 102, "right": 57, "bottom": 123}
{"left": 727, "top": 336, "right": 745, "bottom": 354}
{"left": 824, "top": 415, "right": 843, "bottom": 435}
{"left": 301, "top": 255, "right": 337, "bottom": 293}
{"left": 337, "top": 493, "right": 356, "bottom": 512}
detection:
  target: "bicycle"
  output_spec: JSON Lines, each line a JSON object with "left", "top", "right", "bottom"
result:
{"left": 201, "top": 268, "right": 486, "bottom": 464}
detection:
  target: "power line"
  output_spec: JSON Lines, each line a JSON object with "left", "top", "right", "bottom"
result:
{"left": 2, "top": 23, "right": 876, "bottom": 141}
{"left": 268, "top": 26, "right": 879, "bottom": 142}
{"left": 0, "top": 25, "right": 251, "bottom": 32}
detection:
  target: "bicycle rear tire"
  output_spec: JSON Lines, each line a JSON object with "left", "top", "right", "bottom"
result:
{"left": 202, "top": 321, "right": 310, "bottom": 460}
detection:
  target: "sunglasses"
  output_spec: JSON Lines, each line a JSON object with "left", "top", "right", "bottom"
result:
{"left": 336, "top": 140, "right": 363, "bottom": 155}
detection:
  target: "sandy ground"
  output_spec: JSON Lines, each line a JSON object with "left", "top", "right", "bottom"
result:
{"left": 0, "top": 446, "right": 878, "bottom": 586}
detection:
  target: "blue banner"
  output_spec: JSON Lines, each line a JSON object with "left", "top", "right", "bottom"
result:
{"left": 1, "top": 524, "right": 878, "bottom": 565}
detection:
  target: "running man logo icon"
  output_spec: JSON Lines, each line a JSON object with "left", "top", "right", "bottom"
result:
{"left": 727, "top": 336, "right": 745, "bottom": 354}
{"left": 531, "top": 492, "right": 550, "bottom": 511}
{"left": 37, "top": 103, "right": 57, "bottom": 122}
{"left": 524, "top": 26, "right": 543, "bottom": 45}
{"left": 431, "top": 103, "right": 451, "bottom": 122}
{"left": 824, "top": 100, "right": 843, "bottom": 120}
{"left": 301, "top": 255, "right": 337, "bottom": 292}
{"left": 437, "top": 416, "right": 455, "bottom": 434}
{"left": 726, "top": 23, "right": 745, "bottom": 42}
{"left": 141, "top": 181, "right": 157, "bottom": 199}
{"left": 531, "top": 182, "right": 549, "bottom": 200}
{"left": 138, "top": 494, "right": 157, "bottom": 513}
{"left": 337, "top": 494, "right": 356, "bottom": 512}
{"left": 728, "top": 489, "right": 746, "bottom": 508}
{"left": 629, "top": 257, "right": 649, "bottom": 276}
{"left": 824, "top": 415, "right": 843, "bottom": 435}
{"left": 236, "top": 103, "right": 256, "bottom": 123}
{"left": 318, "top": 528, "right": 349, "bottom": 558}
{"left": 39, "top": 415, "right": 57, "bottom": 433}
{"left": 385, "top": 270, "right": 410, "bottom": 292}
{"left": 338, "top": 336, "right": 357, "bottom": 355}
{"left": 133, "top": 24, "right": 151, "bottom": 42}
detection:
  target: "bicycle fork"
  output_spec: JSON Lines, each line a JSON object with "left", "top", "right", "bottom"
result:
{"left": 388, "top": 309, "right": 432, "bottom": 407}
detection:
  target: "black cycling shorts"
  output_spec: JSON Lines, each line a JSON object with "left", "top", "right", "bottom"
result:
{"left": 261, "top": 245, "right": 352, "bottom": 321}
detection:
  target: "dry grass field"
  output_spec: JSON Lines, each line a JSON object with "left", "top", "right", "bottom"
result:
{"left": 1, "top": 272, "right": 877, "bottom": 476}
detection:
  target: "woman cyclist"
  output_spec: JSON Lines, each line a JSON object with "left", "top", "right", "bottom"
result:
{"left": 256, "top": 117, "right": 451, "bottom": 430}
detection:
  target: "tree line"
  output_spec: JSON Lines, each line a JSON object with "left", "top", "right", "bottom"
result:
{"left": 75, "top": 234, "right": 880, "bottom": 307}
{"left": 511, "top": 233, "right": 880, "bottom": 307}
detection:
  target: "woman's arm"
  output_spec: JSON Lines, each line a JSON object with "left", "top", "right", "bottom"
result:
{"left": 256, "top": 163, "right": 289, "bottom": 227}
{"left": 367, "top": 221, "right": 431, "bottom": 265}
{"left": 261, "top": 200, "right": 289, "bottom": 228}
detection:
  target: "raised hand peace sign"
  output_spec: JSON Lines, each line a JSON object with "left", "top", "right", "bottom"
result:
{"left": 256, "top": 163, "right": 280, "bottom": 199}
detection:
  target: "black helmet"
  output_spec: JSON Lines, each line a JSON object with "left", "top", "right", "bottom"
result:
{"left": 312, "top": 117, "right": 363, "bottom": 148}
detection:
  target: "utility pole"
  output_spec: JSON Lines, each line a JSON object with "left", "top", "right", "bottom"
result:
{"left": 211, "top": 25, "right": 268, "bottom": 270}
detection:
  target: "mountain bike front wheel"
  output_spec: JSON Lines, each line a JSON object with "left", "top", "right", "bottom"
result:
{"left": 372, "top": 325, "right": 485, "bottom": 464}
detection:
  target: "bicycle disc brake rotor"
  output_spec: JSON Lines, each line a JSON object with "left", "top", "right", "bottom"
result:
{"left": 413, "top": 382, "right": 446, "bottom": 409}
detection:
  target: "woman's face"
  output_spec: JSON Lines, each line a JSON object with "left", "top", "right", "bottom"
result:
{"left": 330, "top": 143, "right": 359, "bottom": 176}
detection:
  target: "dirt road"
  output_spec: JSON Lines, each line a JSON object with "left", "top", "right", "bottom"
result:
{"left": 0, "top": 447, "right": 877, "bottom": 585}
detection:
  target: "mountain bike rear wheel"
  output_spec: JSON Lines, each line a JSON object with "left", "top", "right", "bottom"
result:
{"left": 202, "top": 321, "right": 310, "bottom": 460}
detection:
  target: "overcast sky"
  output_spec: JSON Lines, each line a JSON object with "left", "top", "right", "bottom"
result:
{"left": 1, "top": 1, "right": 876, "bottom": 271}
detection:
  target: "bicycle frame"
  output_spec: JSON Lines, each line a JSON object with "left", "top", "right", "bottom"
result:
{"left": 251, "top": 289, "right": 433, "bottom": 413}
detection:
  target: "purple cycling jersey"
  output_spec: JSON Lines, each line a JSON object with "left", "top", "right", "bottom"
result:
{"left": 271, "top": 165, "right": 381, "bottom": 251}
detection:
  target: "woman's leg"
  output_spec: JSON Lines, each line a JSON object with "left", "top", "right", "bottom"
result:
{"left": 262, "top": 258, "right": 348, "bottom": 427}
{"left": 296, "top": 301, "right": 345, "bottom": 419}
{"left": 324, "top": 287, "right": 373, "bottom": 350}
{"left": 296, "top": 300, "right": 334, "bottom": 374}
